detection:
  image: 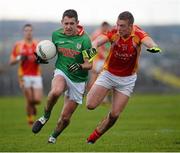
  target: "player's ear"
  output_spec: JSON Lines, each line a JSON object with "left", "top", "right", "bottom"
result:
{"left": 128, "top": 23, "right": 133, "bottom": 31}
{"left": 129, "top": 23, "right": 133, "bottom": 28}
{"left": 76, "top": 20, "right": 79, "bottom": 25}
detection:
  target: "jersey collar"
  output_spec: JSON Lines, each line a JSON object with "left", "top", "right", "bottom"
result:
{"left": 77, "top": 25, "right": 84, "bottom": 36}
{"left": 120, "top": 26, "right": 135, "bottom": 41}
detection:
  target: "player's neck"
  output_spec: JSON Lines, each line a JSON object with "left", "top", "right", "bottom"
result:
{"left": 71, "top": 28, "right": 78, "bottom": 36}
{"left": 24, "top": 38, "right": 33, "bottom": 44}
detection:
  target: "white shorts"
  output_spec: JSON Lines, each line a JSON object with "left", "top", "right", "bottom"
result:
{"left": 95, "top": 70, "right": 137, "bottom": 97}
{"left": 22, "top": 75, "right": 43, "bottom": 89}
{"left": 54, "top": 69, "right": 86, "bottom": 104}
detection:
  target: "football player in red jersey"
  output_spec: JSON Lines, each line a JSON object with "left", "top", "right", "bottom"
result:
{"left": 9, "top": 24, "right": 43, "bottom": 126}
{"left": 86, "top": 11, "right": 161, "bottom": 144}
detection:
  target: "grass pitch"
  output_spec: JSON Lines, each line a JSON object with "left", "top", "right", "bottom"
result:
{"left": 0, "top": 94, "right": 180, "bottom": 152}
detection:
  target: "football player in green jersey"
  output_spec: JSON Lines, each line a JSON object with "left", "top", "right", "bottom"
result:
{"left": 32, "top": 9, "right": 97, "bottom": 144}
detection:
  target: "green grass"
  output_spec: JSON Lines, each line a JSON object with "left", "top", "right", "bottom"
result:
{"left": 0, "top": 94, "right": 180, "bottom": 152}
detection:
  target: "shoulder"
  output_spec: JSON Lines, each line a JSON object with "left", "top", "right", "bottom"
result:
{"left": 106, "top": 26, "right": 118, "bottom": 42}
{"left": 13, "top": 40, "right": 24, "bottom": 48}
{"left": 80, "top": 32, "right": 92, "bottom": 48}
{"left": 15, "top": 40, "right": 23, "bottom": 45}
{"left": 133, "top": 25, "right": 148, "bottom": 36}
{"left": 133, "top": 25, "right": 148, "bottom": 40}
{"left": 52, "top": 28, "right": 63, "bottom": 36}
{"left": 77, "top": 27, "right": 91, "bottom": 42}
{"left": 81, "top": 31, "right": 90, "bottom": 39}
{"left": 11, "top": 40, "right": 23, "bottom": 54}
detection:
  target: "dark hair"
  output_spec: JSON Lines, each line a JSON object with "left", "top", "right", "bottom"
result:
{"left": 118, "top": 11, "right": 134, "bottom": 24}
{"left": 101, "top": 21, "right": 110, "bottom": 27}
{"left": 62, "top": 9, "right": 78, "bottom": 21}
{"left": 23, "top": 24, "right": 32, "bottom": 29}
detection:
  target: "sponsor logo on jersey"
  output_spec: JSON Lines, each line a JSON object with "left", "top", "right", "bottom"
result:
{"left": 58, "top": 47, "right": 80, "bottom": 58}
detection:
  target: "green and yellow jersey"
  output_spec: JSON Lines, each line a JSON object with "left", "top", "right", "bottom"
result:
{"left": 52, "top": 25, "right": 92, "bottom": 82}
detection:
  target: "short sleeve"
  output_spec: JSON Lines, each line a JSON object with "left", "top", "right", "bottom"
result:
{"left": 134, "top": 25, "right": 149, "bottom": 41}
{"left": 105, "top": 28, "right": 118, "bottom": 43}
{"left": 52, "top": 32, "right": 56, "bottom": 44}
{"left": 10, "top": 43, "right": 19, "bottom": 59}
{"left": 82, "top": 34, "right": 92, "bottom": 50}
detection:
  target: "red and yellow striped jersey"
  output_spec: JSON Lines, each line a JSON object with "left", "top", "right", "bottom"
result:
{"left": 10, "top": 40, "right": 41, "bottom": 76}
{"left": 103, "top": 25, "right": 148, "bottom": 76}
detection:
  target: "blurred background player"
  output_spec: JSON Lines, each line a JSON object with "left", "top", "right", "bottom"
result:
{"left": 88, "top": 21, "right": 111, "bottom": 90}
{"left": 86, "top": 11, "right": 161, "bottom": 144}
{"left": 9, "top": 24, "right": 43, "bottom": 126}
{"left": 32, "top": 9, "right": 96, "bottom": 144}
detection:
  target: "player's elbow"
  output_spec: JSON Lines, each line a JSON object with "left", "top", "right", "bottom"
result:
{"left": 9, "top": 57, "right": 18, "bottom": 65}
{"left": 9, "top": 60, "right": 15, "bottom": 65}
{"left": 88, "top": 63, "right": 93, "bottom": 70}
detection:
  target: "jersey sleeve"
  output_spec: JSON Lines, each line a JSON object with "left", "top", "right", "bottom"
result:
{"left": 10, "top": 43, "right": 19, "bottom": 59}
{"left": 106, "top": 28, "right": 118, "bottom": 43}
{"left": 52, "top": 31, "right": 56, "bottom": 44}
{"left": 134, "top": 25, "right": 149, "bottom": 41}
{"left": 82, "top": 34, "right": 92, "bottom": 50}
{"left": 75, "top": 34, "right": 92, "bottom": 62}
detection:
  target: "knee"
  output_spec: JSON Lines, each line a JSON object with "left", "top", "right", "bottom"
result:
{"left": 86, "top": 103, "right": 96, "bottom": 110}
{"left": 86, "top": 95, "right": 97, "bottom": 110}
{"left": 50, "top": 88, "right": 62, "bottom": 98}
{"left": 33, "top": 100, "right": 41, "bottom": 105}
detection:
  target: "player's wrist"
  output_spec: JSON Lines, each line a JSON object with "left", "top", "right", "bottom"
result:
{"left": 146, "top": 46, "right": 161, "bottom": 53}
{"left": 79, "top": 64, "right": 83, "bottom": 70}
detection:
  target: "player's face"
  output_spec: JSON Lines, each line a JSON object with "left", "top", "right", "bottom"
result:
{"left": 116, "top": 19, "right": 133, "bottom": 38}
{"left": 23, "top": 26, "right": 33, "bottom": 40}
{"left": 102, "top": 25, "right": 111, "bottom": 33}
{"left": 61, "top": 16, "right": 79, "bottom": 36}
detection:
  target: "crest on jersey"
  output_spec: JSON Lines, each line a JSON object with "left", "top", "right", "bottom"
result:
{"left": 76, "top": 43, "right": 82, "bottom": 50}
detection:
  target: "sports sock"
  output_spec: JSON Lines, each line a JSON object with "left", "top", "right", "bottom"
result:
{"left": 27, "top": 115, "right": 35, "bottom": 125}
{"left": 51, "top": 130, "right": 61, "bottom": 138}
{"left": 43, "top": 111, "right": 51, "bottom": 119}
{"left": 87, "top": 129, "right": 102, "bottom": 143}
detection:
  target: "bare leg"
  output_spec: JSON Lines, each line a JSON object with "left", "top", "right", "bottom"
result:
{"left": 86, "top": 84, "right": 109, "bottom": 110}
{"left": 32, "top": 88, "right": 43, "bottom": 105}
{"left": 29, "top": 87, "right": 43, "bottom": 115}
{"left": 51, "top": 96, "right": 78, "bottom": 138}
{"left": 97, "top": 90, "right": 129, "bottom": 133}
{"left": 32, "top": 75, "right": 67, "bottom": 133}
{"left": 23, "top": 87, "right": 36, "bottom": 125}
{"left": 45, "top": 75, "right": 66, "bottom": 113}
{"left": 87, "top": 90, "right": 129, "bottom": 143}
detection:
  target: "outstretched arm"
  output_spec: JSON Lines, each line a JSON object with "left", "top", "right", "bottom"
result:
{"left": 141, "top": 36, "right": 158, "bottom": 48}
{"left": 142, "top": 36, "right": 161, "bottom": 53}
{"left": 92, "top": 34, "right": 109, "bottom": 48}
